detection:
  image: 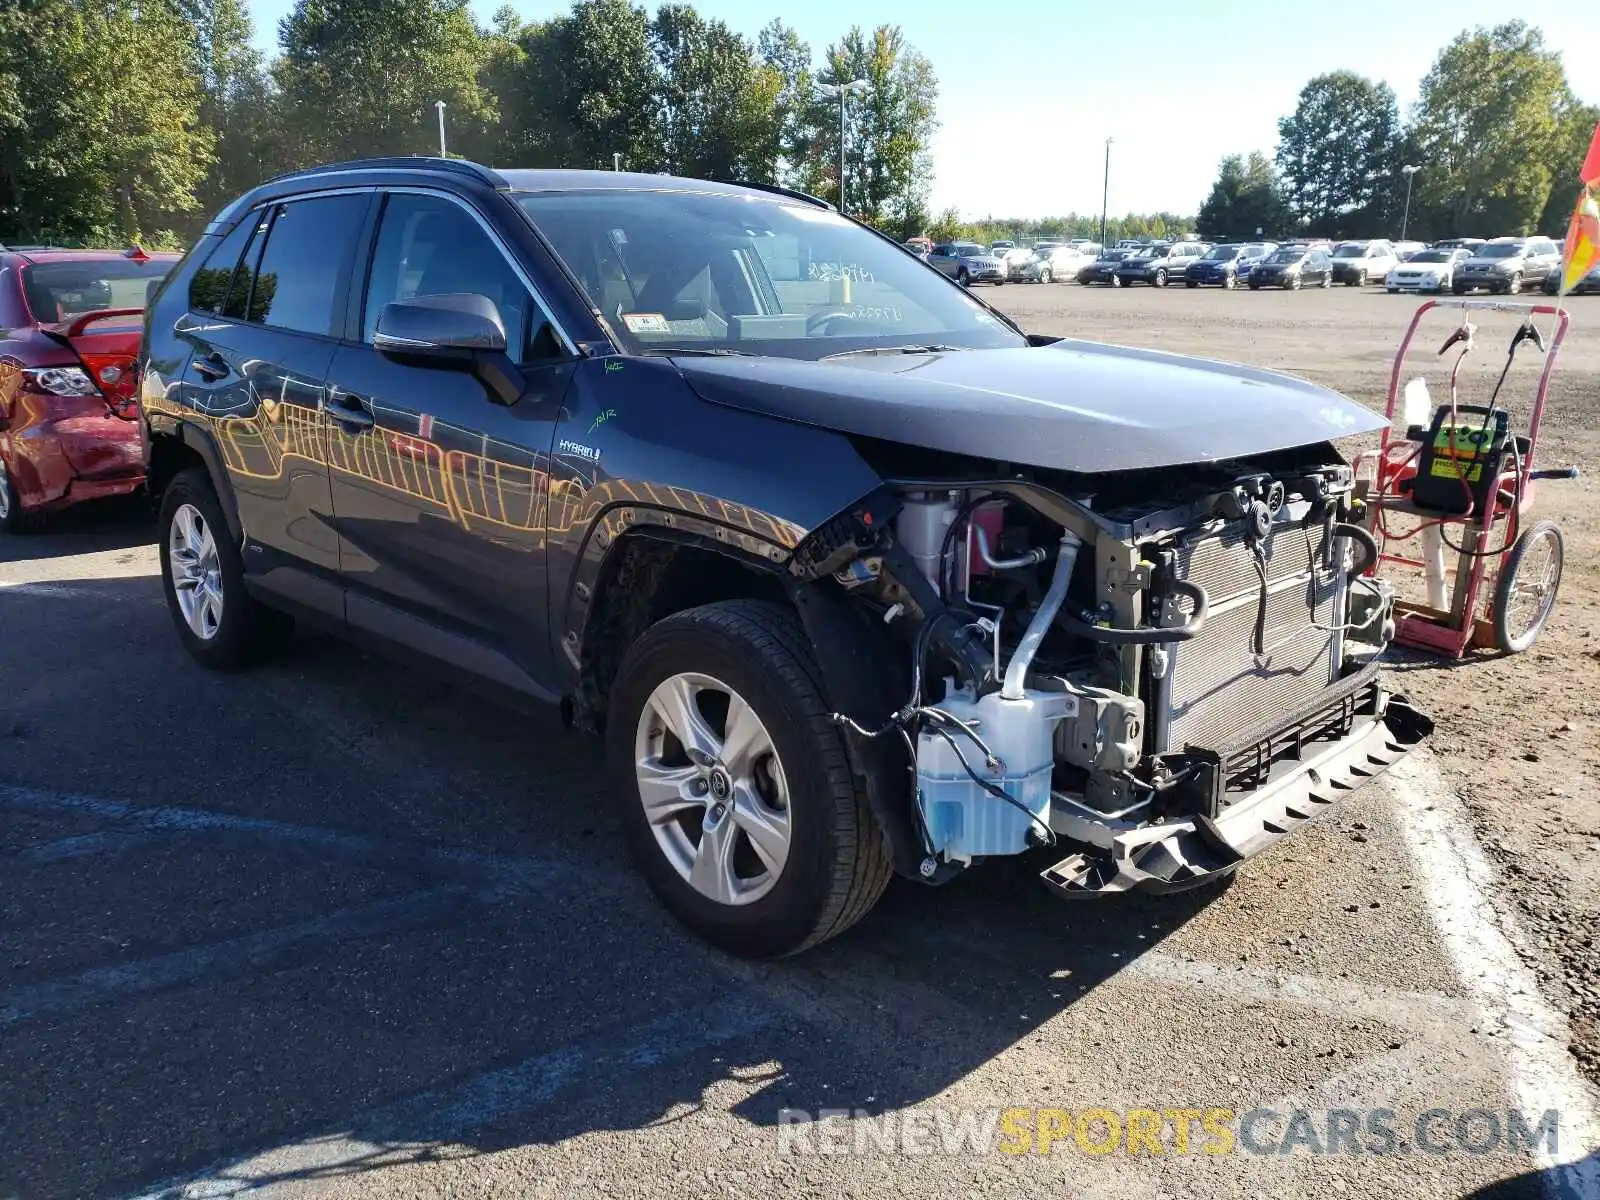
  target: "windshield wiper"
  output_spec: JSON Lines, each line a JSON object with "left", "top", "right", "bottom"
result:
{"left": 636, "top": 346, "right": 757, "bottom": 357}
{"left": 820, "top": 344, "right": 965, "bottom": 360}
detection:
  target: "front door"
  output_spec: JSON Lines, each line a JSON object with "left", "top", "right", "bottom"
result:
{"left": 324, "top": 189, "right": 575, "bottom": 695}
{"left": 177, "top": 192, "right": 373, "bottom": 611}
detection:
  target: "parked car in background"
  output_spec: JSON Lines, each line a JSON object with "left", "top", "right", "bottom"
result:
{"left": 1433, "top": 237, "right": 1485, "bottom": 253}
{"left": 1025, "top": 244, "right": 1094, "bottom": 283}
{"left": 1249, "top": 244, "right": 1333, "bottom": 289}
{"left": 1542, "top": 253, "right": 1600, "bottom": 294}
{"left": 1330, "top": 240, "right": 1398, "bottom": 286}
{"left": 929, "top": 241, "right": 1006, "bottom": 285}
{"left": 1186, "top": 242, "right": 1276, "bottom": 288}
{"left": 998, "top": 245, "right": 1039, "bottom": 281}
{"left": 989, "top": 240, "right": 1015, "bottom": 257}
{"left": 1452, "top": 235, "right": 1560, "bottom": 295}
{"left": 1113, "top": 241, "right": 1208, "bottom": 287}
{"left": 903, "top": 236, "right": 933, "bottom": 259}
{"left": 1392, "top": 240, "right": 1427, "bottom": 261}
{"left": 1384, "top": 247, "right": 1470, "bottom": 294}
{"left": 1077, "top": 246, "right": 1134, "bottom": 285}
{"left": 0, "top": 245, "right": 178, "bottom": 531}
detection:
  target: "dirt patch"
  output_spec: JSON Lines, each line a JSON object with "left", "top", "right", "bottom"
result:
{"left": 993, "top": 281, "right": 1600, "bottom": 1083}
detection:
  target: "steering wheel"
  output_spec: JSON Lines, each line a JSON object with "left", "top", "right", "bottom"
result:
{"left": 806, "top": 309, "right": 858, "bottom": 335}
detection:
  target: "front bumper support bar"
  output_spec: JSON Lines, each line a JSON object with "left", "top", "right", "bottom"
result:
{"left": 1040, "top": 691, "right": 1432, "bottom": 897}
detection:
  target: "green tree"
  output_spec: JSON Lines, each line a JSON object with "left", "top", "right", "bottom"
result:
{"left": 1409, "top": 22, "right": 1570, "bottom": 236}
{"left": 503, "top": 0, "right": 661, "bottom": 170}
{"left": 0, "top": 0, "right": 212, "bottom": 243}
{"left": 1537, "top": 104, "right": 1600, "bottom": 234}
{"left": 757, "top": 20, "right": 814, "bottom": 188}
{"left": 650, "top": 5, "right": 780, "bottom": 181}
{"left": 1198, "top": 152, "right": 1292, "bottom": 239}
{"left": 179, "top": 0, "right": 279, "bottom": 217}
{"left": 273, "top": 0, "right": 495, "bottom": 167}
{"left": 1276, "top": 71, "right": 1401, "bottom": 236}
{"left": 804, "top": 25, "right": 937, "bottom": 227}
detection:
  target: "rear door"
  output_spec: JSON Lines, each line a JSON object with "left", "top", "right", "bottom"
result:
{"left": 177, "top": 191, "right": 374, "bottom": 614}
{"left": 322, "top": 188, "right": 577, "bottom": 695}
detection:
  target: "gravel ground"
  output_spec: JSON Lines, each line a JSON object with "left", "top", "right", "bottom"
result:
{"left": 0, "top": 283, "right": 1596, "bottom": 1199}
{"left": 991, "top": 280, "right": 1600, "bottom": 1088}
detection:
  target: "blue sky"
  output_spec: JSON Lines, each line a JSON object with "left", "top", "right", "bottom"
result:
{"left": 249, "top": 0, "right": 1600, "bottom": 218}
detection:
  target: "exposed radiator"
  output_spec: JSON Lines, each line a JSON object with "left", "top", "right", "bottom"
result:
{"left": 1159, "top": 521, "right": 1344, "bottom": 753}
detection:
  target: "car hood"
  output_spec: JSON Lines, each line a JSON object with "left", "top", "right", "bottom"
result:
{"left": 673, "top": 341, "right": 1384, "bottom": 474}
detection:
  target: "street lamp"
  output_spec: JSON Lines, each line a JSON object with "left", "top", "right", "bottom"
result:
{"left": 1400, "top": 164, "right": 1421, "bottom": 241}
{"left": 819, "top": 78, "right": 870, "bottom": 214}
{"left": 1099, "top": 137, "right": 1112, "bottom": 249}
{"left": 434, "top": 101, "right": 447, "bottom": 158}
{"left": 613, "top": 152, "right": 622, "bottom": 172}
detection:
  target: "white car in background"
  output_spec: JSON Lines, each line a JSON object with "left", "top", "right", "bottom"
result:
{"left": 1384, "top": 246, "right": 1471, "bottom": 293}
{"left": 1024, "top": 243, "right": 1098, "bottom": 283}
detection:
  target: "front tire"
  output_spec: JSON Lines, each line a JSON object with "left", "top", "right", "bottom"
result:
{"left": 957, "top": 268, "right": 970, "bottom": 287}
{"left": 1290, "top": 274, "right": 1303, "bottom": 291}
{"left": 608, "top": 600, "right": 891, "bottom": 957}
{"left": 158, "top": 468, "right": 292, "bottom": 669}
{"left": 1152, "top": 268, "right": 1168, "bottom": 288}
{"left": 1039, "top": 267, "right": 1052, "bottom": 283}
{"left": 1505, "top": 272, "right": 1523, "bottom": 296}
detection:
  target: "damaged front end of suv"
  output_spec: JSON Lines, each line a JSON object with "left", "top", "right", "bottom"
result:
{"left": 730, "top": 342, "right": 1434, "bottom": 899}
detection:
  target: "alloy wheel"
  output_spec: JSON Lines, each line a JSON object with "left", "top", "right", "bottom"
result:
{"left": 633, "top": 671, "right": 792, "bottom": 906}
{"left": 168, "top": 502, "right": 225, "bottom": 641}
{"left": 0, "top": 457, "right": 11, "bottom": 521}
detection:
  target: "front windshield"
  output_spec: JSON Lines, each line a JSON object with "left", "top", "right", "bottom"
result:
{"left": 1203, "top": 245, "right": 1241, "bottom": 261}
{"left": 1407, "top": 250, "right": 1450, "bottom": 263}
{"left": 20, "top": 259, "right": 171, "bottom": 322}
{"left": 1332, "top": 244, "right": 1367, "bottom": 258}
{"left": 1265, "top": 249, "right": 1303, "bottom": 264}
{"left": 1480, "top": 243, "right": 1524, "bottom": 258}
{"left": 954, "top": 243, "right": 986, "bottom": 257}
{"left": 517, "top": 190, "right": 1026, "bottom": 358}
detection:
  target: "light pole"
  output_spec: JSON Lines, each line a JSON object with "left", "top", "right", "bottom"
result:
{"left": 434, "top": 101, "right": 447, "bottom": 158}
{"left": 613, "top": 152, "right": 622, "bottom": 172}
{"left": 1099, "top": 137, "right": 1112, "bottom": 248}
{"left": 1400, "top": 164, "right": 1420, "bottom": 241}
{"left": 819, "top": 78, "right": 870, "bottom": 214}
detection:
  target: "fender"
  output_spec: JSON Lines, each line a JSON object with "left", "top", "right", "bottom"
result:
{"left": 547, "top": 355, "right": 885, "bottom": 686}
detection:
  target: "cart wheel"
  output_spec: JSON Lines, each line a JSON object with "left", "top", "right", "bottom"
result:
{"left": 1491, "top": 520, "right": 1564, "bottom": 653}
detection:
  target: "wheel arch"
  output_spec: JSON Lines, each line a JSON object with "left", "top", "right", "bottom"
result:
{"left": 146, "top": 418, "right": 243, "bottom": 544}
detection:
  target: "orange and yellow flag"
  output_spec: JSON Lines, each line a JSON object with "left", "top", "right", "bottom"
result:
{"left": 1561, "top": 121, "right": 1600, "bottom": 298}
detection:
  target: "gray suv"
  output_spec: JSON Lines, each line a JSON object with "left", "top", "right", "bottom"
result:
{"left": 928, "top": 241, "right": 1006, "bottom": 286}
{"left": 1452, "top": 235, "right": 1560, "bottom": 295}
{"left": 1112, "top": 241, "right": 1208, "bottom": 287}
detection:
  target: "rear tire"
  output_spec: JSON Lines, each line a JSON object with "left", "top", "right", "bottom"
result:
{"left": 0, "top": 455, "right": 40, "bottom": 534}
{"left": 1452, "top": 281, "right": 1468, "bottom": 296}
{"left": 1153, "top": 268, "right": 1168, "bottom": 288}
{"left": 1505, "top": 272, "right": 1523, "bottom": 296}
{"left": 157, "top": 468, "right": 293, "bottom": 670}
{"left": 607, "top": 600, "right": 891, "bottom": 957}
{"left": 1039, "top": 267, "right": 1052, "bottom": 283}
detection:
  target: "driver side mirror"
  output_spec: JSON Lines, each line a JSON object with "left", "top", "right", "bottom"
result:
{"left": 373, "top": 292, "right": 521, "bottom": 406}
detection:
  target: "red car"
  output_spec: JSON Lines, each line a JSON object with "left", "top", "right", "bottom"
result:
{"left": 0, "top": 245, "right": 178, "bottom": 531}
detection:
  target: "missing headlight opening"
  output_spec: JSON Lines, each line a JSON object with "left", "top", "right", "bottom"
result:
{"left": 799, "top": 454, "right": 1431, "bottom": 897}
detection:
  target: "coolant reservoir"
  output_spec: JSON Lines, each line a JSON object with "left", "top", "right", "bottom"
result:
{"left": 916, "top": 687, "right": 1077, "bottom": 862}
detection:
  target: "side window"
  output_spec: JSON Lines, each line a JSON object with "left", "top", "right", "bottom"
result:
{"left": 189, "top": 216, "right": 255, "bottom": 314}
{"left": 363, "top": 192, "right": 559, "bottom": 364}
{"left": 222, "top": 208, "right": 272, "bottom": 321}
{"left": 247, "top": 194, "right": 370, "bottom": 336}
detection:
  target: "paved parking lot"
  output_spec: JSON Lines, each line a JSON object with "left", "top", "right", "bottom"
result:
{"left": 3, "top": 287, "right": 1599, "bottom": 1199}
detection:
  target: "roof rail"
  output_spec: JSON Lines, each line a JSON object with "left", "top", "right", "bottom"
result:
{"left": 711, "top": 179, "right": 834, "bottom": 210}
{"left": 264, "top": 156, "right": 510, "bottom": 190}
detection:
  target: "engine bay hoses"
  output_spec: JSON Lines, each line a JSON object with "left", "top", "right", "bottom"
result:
{"left": 1001, "top": 531, "right": 1082, "bottom": 699}
{"left": 1054, "top": 577, "right": 1210, "bottom": 646}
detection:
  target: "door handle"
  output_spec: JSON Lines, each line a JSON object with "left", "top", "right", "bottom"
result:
{"left": 191, "top": 352, "right": 229, "bottom": 382}
{"left": 324, "top": 391, "right": 374, "bottom": 429}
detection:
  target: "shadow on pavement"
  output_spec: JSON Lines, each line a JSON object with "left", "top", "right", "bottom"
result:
{"left": 0, "top": 575, "right": 1220, "bottom": 1199}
